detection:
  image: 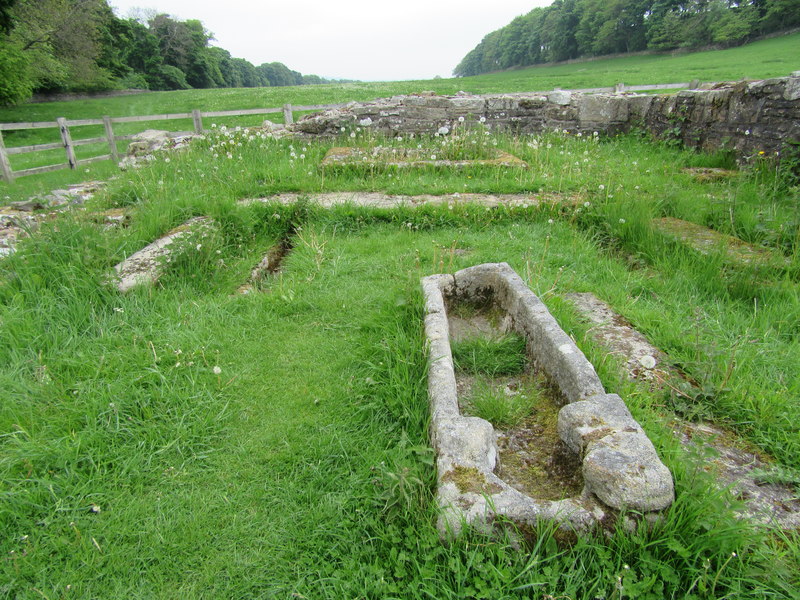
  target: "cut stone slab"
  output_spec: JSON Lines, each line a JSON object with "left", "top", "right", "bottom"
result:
{"left": 675, "top": 421, "right": 800, "bottom": 529}
{"left": 565, "top": 292, "right": 676, "bottom": 385}
{"left": 113, "top": 217, "right": 212, "bottom": 292}
{"left": 240, "top": 191, "right": 581, "bottom": 210}
{"left": 653, "top": 217, "right": 790, "bottom": 268}
{"left": 423, "top": 264, "right": 674, "bottom": 538}
{"left": 566, "top": 291, "right": 800, "bottom": 528}
{"left": 320, "top": 146, "right": 528, "bottom": 170}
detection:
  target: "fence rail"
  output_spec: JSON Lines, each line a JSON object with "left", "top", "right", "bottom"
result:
{"left": 0, "top": 82, "right": 702, "bottom": 183}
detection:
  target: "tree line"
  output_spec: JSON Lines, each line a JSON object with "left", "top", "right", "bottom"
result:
{"left": 454, "top": 0, "right": 800, "bottom": 77}
{"left": 0, "top": 0, "right": 354, "bottom": 106}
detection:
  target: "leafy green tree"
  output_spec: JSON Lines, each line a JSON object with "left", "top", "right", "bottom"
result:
{"left": 150, "top": 64, "right": 189, "bottom": 89}
{"left": 709, "top": 0, "right": 758, "bottom": 45}
{"left": 148, "top": 13, "right": 193, "bottom": 74}
{"left": 257, "top": 61, "right": 298, "bottom": 86}
{"left": 541, "top": 0, "right": 581, "bottom": 62}
{"left": 0, "top": 0, "right": 16, "bottom": 34}
{"left": 760, "top": 0, "right": 800, "bottom": 30}
{"left": 3, "top": 0, "right": 112, "bottom": 93}
{"left": 0, "top": 42, "right": 33, "bottom": 105}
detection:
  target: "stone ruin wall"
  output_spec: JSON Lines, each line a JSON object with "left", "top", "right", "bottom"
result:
{"left": 292, "top": 74, "right": 800, "bottom": 158}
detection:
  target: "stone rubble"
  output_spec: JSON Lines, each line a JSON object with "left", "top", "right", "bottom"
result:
{"left": 0, "top": 181, "right": 106, "bottom": 258}
{"left": 118, "top": 129, "right": 202, "bottom": 170}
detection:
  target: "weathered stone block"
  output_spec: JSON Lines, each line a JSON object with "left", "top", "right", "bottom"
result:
{"left": 784, "top": 75, "right": 800, "bottom": 101}
{"left": 557, "top": 394, "right": 639, "bottom": 454}
{"left": 583, "top": 431, "right": 675, "bottom": 511}
{"left": 547, "top": 90, "right": 572, "bottom": 106}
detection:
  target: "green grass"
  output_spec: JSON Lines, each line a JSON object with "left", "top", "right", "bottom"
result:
{"left": 464, "top": 379, "right": 537, "bottom": 429}
{"left": 452, "top": 334, "right": 527, "bottom": 376}
{"left": 1, "top": 115, "right": 799, "bottom": 597}
{"left": 1, "top": 31, "right": 799, "bottom": 203}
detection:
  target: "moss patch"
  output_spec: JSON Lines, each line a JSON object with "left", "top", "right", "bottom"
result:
{"left": 496, "top": 373, "right": 583, "bottom": 500}
{"left": 443, "top": 465, "right": 502, "bottom": 495}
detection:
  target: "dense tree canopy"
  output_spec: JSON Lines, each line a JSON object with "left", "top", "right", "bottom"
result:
{"left": 0, "top": 0, "right": 353, "bottom": 106}
{"left": 454, "top": 0, "right": 800, "bottom": 76}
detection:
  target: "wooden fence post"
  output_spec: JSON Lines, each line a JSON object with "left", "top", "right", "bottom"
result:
{"left": 0, "top": 130, "right": 14, "bottom": 184}
{"left": 283, "top": 104, "right": 293, "bottom": 125}
{"left": 57, "top": 118, "right": 77, "bottom": 170}
{"left": 102, "top": 116, "right": 120, "bottom": 163}
{"left": 192, "top": 109, "right": 204, "bottom": 133}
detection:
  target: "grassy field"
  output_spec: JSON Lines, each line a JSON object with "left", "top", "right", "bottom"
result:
{"left": 1, "top": 31, "right": 799, "bottom": 204}
{"left": 1, "top": 119, "right": 798, "bottom": 597}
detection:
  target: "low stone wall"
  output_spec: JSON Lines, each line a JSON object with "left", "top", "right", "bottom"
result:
{"left": 292, "top": 74, "right": 800, "bottom": 157}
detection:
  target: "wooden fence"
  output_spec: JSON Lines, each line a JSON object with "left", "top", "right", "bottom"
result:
{"left": 0, "top": 103, "right": 343, "bottom": 183}
{"left": 0, "top": 80, "right": 703, "bottom": 184}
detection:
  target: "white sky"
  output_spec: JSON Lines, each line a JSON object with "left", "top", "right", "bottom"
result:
{"left": 109, "top": 0, "right": 551, "bottom": 81}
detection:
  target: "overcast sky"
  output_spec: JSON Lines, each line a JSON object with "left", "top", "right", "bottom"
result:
{"left": 109, "top": 0, "right": 551, "bottom": 81}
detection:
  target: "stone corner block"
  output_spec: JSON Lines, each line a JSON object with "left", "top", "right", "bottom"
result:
{"left": 583, "top": 431, "right": 674, "bottom": 512}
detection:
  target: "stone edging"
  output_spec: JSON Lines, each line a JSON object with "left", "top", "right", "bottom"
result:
{"left": 113, "top": 217, "right": 213, "bottom": 292}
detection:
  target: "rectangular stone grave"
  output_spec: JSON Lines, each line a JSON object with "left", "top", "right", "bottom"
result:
{"left": 653, "top": 217, "right": 790, "bottom": 268}
{"left": 320, "top": 146, "right": 528, "bottom": 170}
{"left": 422, "top": 263, "right": 674, "bottom": 538}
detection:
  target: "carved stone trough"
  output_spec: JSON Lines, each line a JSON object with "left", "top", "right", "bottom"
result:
{"left": 422, "top": 263, "right": 674, "bottom": 537}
